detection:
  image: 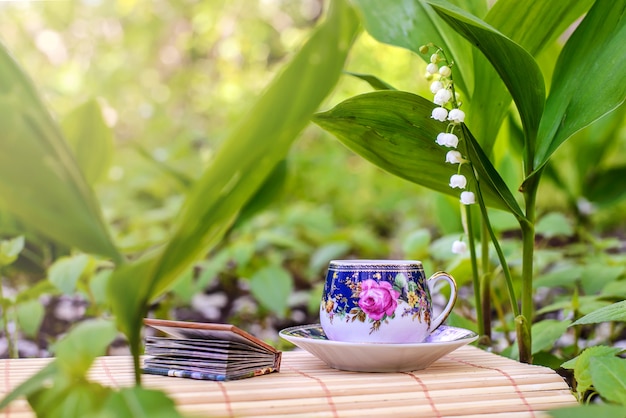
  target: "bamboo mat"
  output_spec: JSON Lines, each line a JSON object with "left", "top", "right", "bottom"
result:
{"left": 0, "top": 346, "right": 576, "bottom": 417}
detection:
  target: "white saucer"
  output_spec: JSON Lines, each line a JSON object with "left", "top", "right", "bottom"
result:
{"left": 279, "top": 324, "right": 478, "bottom": 372}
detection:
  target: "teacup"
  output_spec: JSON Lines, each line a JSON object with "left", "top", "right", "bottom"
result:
{"left": 320, "top": 260, "right": 457, "bottom": 344}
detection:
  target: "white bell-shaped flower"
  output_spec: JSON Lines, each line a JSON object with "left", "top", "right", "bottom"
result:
{"left": 426, "top": 63, "right": 438, "bottom": 74}
{"left": 451, "top": 240, "right": 468, "bottom": 255}
{"left": 433, "top": 88, "right": 452, "bottom": 106}
{"left": 435, "top": 132, "right": 459, "bottom": 148}
{"left": 460, "top": 191, "right": 476, "bottom": 205}
{"left": 449, "top": 174, "right": 467, "bottom": 189}
{"left": 445, "top": 151, "right": 463, "bottom": 164}
{"left": 448, "top": 108, "right": 466, "bottom": 123}
{"left": 430, "top": 81, "right": 443, "bottom": 94}
{"left": 431, "top": 107, "right": 448, "bottom": 122}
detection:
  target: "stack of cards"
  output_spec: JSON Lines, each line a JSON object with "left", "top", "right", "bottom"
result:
{"left": 142, "top": 318, "right": 282, "bottom": 381}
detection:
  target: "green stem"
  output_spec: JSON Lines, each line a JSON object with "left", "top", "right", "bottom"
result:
{"left": 518, "top": 175, "right": 539, "bottom": 363}
{"left": 473, "top": 180, "right": 520, "bottom": 318}
{"left": 465, "top": 204, "right": 483, "bottom": 336}
{"left": 480, "top": 220, "right": 492, "bottom": 340}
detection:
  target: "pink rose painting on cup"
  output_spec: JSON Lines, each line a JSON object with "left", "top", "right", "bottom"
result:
{"left": 358, "top": 279, "right": 400, "bottom": 320}
{"left": 321, "top": 264, "right": 432, "bottom": 335}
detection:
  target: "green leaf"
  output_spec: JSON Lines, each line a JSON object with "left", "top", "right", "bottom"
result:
{"left": 562, "top": 346, "right": 623, "bottom": 397}
{"left": 16, "top": 299, "right": 45, "bottom": 338}
{"left": 535, "top": 212, "right": 574, "bottom": 238}
{"left": 530, "top": 319, "right": 570, "bottom": 354}
{"left": 101, "top": 387, "right": 183, "bottom": 418}
{"left": 534, "top": 265, "right": 581, "bottom": 289}
{"left": 561, "top": 345, "right": 623, "bottom": 370}
{"left": 572, "top": 300, "right": 626, "bottom": 326}
{"left": 485, "top": 0, "right": 594, "bottom": 57}
{"left": 462, "top": 124, "right": 524, "bottom": 218}
{"left": 61, "top": 100, "right": 114, "bottom": 185}
{"left": 585, "top": 165, "right": 626, "bottom": 207}
{"left": 469, "top": 0, "right": 591, "bottom": 152}
{"left": 0, "top": 43, "right": 121, "bottom": 262}
{"left": 590, "top": 356, "right": 626, "bottom": 405}
{"left": 313, "top": 90, "right": 522, "bottom": 215}
{"left": 508, "top": 319, "right": 570, "bottom": 360}
{"left": 536, "top": 296, "right": 610, "bottom": 317}
{"left": 52, "top": 319, "right": 118, "bottom": 377}
{"left": 29, "top": 380, "right": 111, "bottom": 418}
{"left": 147, "top": 0, "right": 359, "bottom": 298}
{"left": 89, "top": 269, "right": 113, "bottom": 307}
{"left": 48, "top": 254, "right": 91, "bottom": 295}
{"left": 533, "top": 0, "right": 626, "bottom": 171}
{"left": 107, "top": 0, "right": 359, "bottom": 374}
{"left": 352, "top": 0, "right": 481, "bottom": 96}
{"left": 0, "top": 235, "right": 24, "bottom": 266}
{"left": 427, "top": 0, "right": 545, "bottom": 155}
{"left": 580, "top": 264, "right": 625, "bottom": 295}
{"left": 344, "top": 71, "right": 396, "bottom": 90}
{"left": 249, "top": 265, "right": 294, "bottom": 318}
{"left": 548, "top": 405, "right": 626, "bottom": 418}
{"left": 233, "top": 159, "right": 289, "bottom": 228}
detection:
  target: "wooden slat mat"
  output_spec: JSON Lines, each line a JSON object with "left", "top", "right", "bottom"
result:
{"left": 0, "top": 346, "right": 576, "bottom": 417}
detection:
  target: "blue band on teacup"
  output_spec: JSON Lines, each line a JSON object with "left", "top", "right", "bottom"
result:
{"left": 328, "top": 260, "right": 423, "bottom": 272}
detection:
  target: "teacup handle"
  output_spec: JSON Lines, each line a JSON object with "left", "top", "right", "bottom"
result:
{"left": 427, "top": 271, "right": 458, "bottom": 331}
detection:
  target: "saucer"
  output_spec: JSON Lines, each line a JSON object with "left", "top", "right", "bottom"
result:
{"left": 279, "top": 324, "right": 478, "bottom": 372}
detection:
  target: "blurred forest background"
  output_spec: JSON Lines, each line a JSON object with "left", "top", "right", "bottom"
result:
{"left": 0, "top": 0, "right": 624, "bottom": 358}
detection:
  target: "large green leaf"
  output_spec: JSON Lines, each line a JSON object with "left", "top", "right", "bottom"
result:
{"left": 149, "top": 0, "right": 359, "bottom": 298}
{"left": 533, "top": 0, "right": 626, "bottom": 171}
{"left": 61, "top": 100, "right": 114, "bottom": 185}
{"left": 0, "top": 43, "right": 122, "bottom": 262}
{"left": 486, "top": 0, "right": 594, "bottom": 57}
{"left": 107, "top": 0, "right": 359, "bottom": 372}
{"left": 352, "top": 0, "right": 484, "bottom": 97}
{"left": 426, "top": 0, "right": 545, "bottom": 161}
{"left": 467, "top": 0, "right": 592, "bottom": 153}
{"left": 313, "top": 90, "right": 522, "bottom": 215}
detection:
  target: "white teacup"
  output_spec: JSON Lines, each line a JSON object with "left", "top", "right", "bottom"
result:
{"left": 320, "top": 260, "right": 457, "bottom": 344}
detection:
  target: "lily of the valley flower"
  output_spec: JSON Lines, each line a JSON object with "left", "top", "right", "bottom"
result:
{"left": 451, "top": 240, "right": 468, "bottom": 255}
{"left": 449, "top": 174, "right": 467, "bottom": 189}
{"left": 436, "top": 132, "right": 459, "bottom": 148}
{"left": 430, "top": 80, "right": 443, "bottom": 94}
{"left": 433, "top": 88, "right": 452, "bottom": 106}
{"left": 445, "top": 150, "right": 464, "bottom": 164}
{"left": 439, "top": 65, "right": 451, "bottom": 77}
{"left": 460, "top": 191, "right": 476, "bottom": 205}
{"left": 426, "top": 63, "right": 438, "bottom": 74}
{"left": 448, "top": 108, "right": 466, "bottom": 123}
{"left": 431, "top": 107, "right": 448, "bottom": 122}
